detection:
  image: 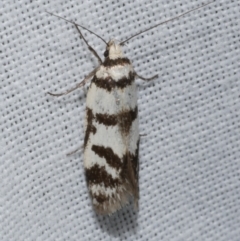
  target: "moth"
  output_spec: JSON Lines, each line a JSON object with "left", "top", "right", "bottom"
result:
{"left": 47, "top": 2, "right": 213, "bottom": 215}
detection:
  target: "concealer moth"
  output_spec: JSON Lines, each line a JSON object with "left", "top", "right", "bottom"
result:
{"left": 47, "top": 2, "right": 214, "bottom": 215}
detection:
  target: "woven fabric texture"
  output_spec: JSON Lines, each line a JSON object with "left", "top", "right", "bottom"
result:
{"left": 1, "top": 0, "right": 240, "bottom": 240}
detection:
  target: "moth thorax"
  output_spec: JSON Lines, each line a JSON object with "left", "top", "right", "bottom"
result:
{"left": 107, "top": 40, "right": 124, "bottom": 60}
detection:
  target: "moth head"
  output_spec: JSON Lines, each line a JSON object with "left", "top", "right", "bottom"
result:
{"left": 104, "top": 40, "right": 124, "bottom": 60}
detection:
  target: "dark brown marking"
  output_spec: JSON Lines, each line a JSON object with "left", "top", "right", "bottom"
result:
{"left": 92, "top": 72, "right": 135, "bottom": 92}
{"left": 120, "top": 153, "right": 129, "bottom": 182}
{"left": 92, "top": 145, "right": 122, "bottom": 170}
{"left": 116, "top": 72, "right": 135, "bottom": 89}
{"left": 103, "top": 57, "right": 131, "bottom": 67}
{"left": 95, "top": 106, "right": 137, "bottom": 134}
{"left": 120, "top": 139, "right": 139, "bottom": 200}
{"left": 118, "top": 106, "right": 138, "bottom": 135}
{"left": 84, "top": 108, "right": 96, "bottom": 147}
{"left": 85, "top": 164, "right": 120, "bottom": 188}
{"left": 132, "top": 140, "right": 140, "bottom": 178}
{"left": 120, "top": 149, "right": 138, "bottom": 182}
{"left": 95, "top": 113, "right": 118, "bottom": 126}
{"left": 92, "top": 76, "right": 115, "bottom": 92}
{"left": 93, "top": 193, "right": 108, "bottom": 204}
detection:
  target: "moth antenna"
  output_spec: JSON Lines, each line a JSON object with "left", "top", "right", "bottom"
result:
{"left": 45, "top": 11, "right": 107, "bottom": 45}
{"left": 120, "top": 1, "right": 214, "bottom": 45}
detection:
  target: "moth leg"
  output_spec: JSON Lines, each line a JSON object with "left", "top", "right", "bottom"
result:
{"left": 72, "top": 22, "right": 102, "bottom": 64}
{"left": 48, "top": 68, "right": 97, "bottom": 97}
{"left": 66, "top": 145, "right": 83, "bottom": 156}
{"left": 135, "top": 73, "right": 158, "bottom": 81}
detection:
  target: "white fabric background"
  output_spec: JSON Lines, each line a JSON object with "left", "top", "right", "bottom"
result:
{"left": 1, "top": 0, "right": 240, "bottom": 240}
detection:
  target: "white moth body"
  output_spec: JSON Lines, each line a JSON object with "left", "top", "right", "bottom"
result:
{"left": 84, "top": 40, "right": 139, "bottom": 215}
{"left": 47, "top": 1, "right": 212, "bottom": 215}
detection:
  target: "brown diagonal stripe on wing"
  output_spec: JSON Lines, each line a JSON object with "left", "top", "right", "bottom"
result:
{"left": 85, "top": 164, "right": 120, "bottom": 188}
{"left": 95, "top": 113, "right": 118, "bottom": 126}
{"left": 115, "top": 72, "right": 135, "bottom": 89}
{"left": 103, "top": 57, "right": 131, "bottom": 67}
{"left": 92, "top": 145, "right": 122, "bottom": 170}
{"left": 92, "top": 72, "right": 135, "bottom": 91}
{"left": 95, "top": 106, "right": 137, "bottom": 131}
